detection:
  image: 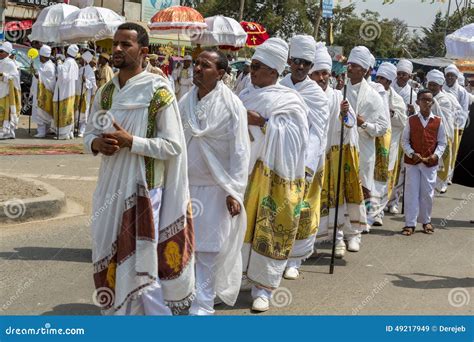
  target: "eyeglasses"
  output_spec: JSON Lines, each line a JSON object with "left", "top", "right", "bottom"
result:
{"left": 290, "top": 57, "right": 313, "bottom": 67}
{"left": 250, "top": 63, "right": 273, "bottom": 71}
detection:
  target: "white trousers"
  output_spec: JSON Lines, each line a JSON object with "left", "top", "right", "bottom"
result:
{"left": 189, "top": 251, "right": 219, "bottom": 316}
{"left": 404, "top": 163, "right": 437, "bottom": 227}
{"left": 123, "top": 285, "right": 172, "bottom": 316}
{"left": 251, "top": 286, "right": 272, "bottom": 300}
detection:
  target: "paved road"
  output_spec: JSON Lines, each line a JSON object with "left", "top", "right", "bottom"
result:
{"left": 0, "top": 130, "right": 472, "bottom": 316}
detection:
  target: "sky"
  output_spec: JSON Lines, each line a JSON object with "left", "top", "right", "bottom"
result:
{"left": 336, "top": 0, "right": 451, "bottom": 32}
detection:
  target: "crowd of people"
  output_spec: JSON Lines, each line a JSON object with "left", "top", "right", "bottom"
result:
{"left": 1, "top": 21, "right": 472, "bottom": 316}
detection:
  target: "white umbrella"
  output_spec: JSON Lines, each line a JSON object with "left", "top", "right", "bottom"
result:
{"left": 193, "top": 15, "right": 247, "bottom": 48}
{"left": 29, "top": 3, "right": 80, "bottom": 43}
{"left": 59, "top": 6, "right": 125, "bottom": 43}
{"left": 445, "top": 23, "right": 474, "bottom": 60}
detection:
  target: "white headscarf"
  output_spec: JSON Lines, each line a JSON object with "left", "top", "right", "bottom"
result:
{"left": 67, "top": 44, "right": 79, "bottom": 58}
{"left": 184, "top": 55, "right": 192, "bottom": 61}
{"left": 289, "top": 34, "right": 316, "bottom": 62}
{"left": 0, "top": 42, "right": 13, "bottom": 54}
{"left": 252, "top": 37, "right": 289, "bottom": 75}
{"left": 347, "top": 46, "right": 371, "bottom": 70}
{"left": 444, "top": 64, "right": 459, "bottom": 76}
{"left": 376, "top": 62, "right": 397, "bottom": 82}
{"left": 82, "top": 50, "right": 93, "bottom": 63}
{"left": 310, "top": 42, "right": 332, "bottom": 73}
{"left": 458, "top": 74, "right": 465, "bottom": 86}
{"left": 39, "top": 45, "right": 52, "bottom": 58}
{"left": 427, "top": 69, "right": 445, "bottom": 86}
{"left": 397, "top": 59, "right": 413, "bottom": 74}
{"left": 369, "top": 53, "right": 376, "bottom": 69}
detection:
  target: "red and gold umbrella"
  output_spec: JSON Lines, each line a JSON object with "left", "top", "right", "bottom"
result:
{"left": 240, "top": 21, "right": 270, "bottom": 47}
{"left": 148, "top": 5, "right": 207, "bottom": 35}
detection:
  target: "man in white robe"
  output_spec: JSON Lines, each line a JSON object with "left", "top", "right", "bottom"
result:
{"left": 375, "top": 63, "right": 407, "bottom": 221}
{"left": 76, "top": 51, "right": 97, "bottom": 137}
{"left": 345, "top": 46, "right": 389, "bottom": 251}
{"left": 239, "top": 38, "right": 309, "bottom": 312}
{"left": 53, "top": 44, "right": 79, "bottom": 139}
{"left": 234, "top": 61, "right": 251, "bottom": 95}
{"left": 280, "top": 36, "right": 329, "bottom": 280}
{"left": 31, "top": 45, "right": 56, "bottom": 138}
{"left": 176, "top": 55, "right": 193, "bottom": 100}
{"left": 84, "top": 23, "right": 194, "bottom": 316}
{"left": 311, "top": 44, "right": 366, "bottom": 259}
{"left": 0, "top": 42, "right": 21, "bottom": 140}
{"left": 179, "top": 49, "right": 250, "bottom": 315}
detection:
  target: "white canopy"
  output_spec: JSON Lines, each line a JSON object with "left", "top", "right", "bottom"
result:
{"left": 29, "top": 3, "right": 80, "bottom": 43}
{"left": 59, "top": 6, "right": 125, "bottom": 43}
{"left": 193, "top": 15, "right": 247, "bottom": 48}
{"left": 445, "top": 23, "right": 474, "bottom": 60}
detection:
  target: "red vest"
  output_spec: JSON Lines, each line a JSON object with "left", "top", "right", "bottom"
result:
{"left": 404, "top": 115, "right": 441, "bottom": 167}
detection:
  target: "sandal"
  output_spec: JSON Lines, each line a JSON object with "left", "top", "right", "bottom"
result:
{"left": 402, "top": 227, "right": 414, "bottom": 236}
{"left": 422, "top": 223, "right": 435, "bottom": 234}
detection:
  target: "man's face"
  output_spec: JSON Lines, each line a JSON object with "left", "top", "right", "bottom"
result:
{"left": 347, "top": 62, "right": 366, "bottom": 81}
{"left": 40, "top": 56, "right": 48, "bottom": 64}
{"left": 112, "top": 29, "right": 147, "bottom": 70}
{"left": 427, "top": 81, "right": 441, "bottom": 95}
{"left": 150, "top": 58, "right": 157, "bottom": 67}
{"left": 0, "top": 51, "right": 8, "bottom": 60}
{"left": 416, "top": 92, "right": 433, "bottom": 113}
{"left": 375, "top": 75, "right": 391, "bottom": 90}
{"left": 98, "top": 56, "right": 107, "bottom": 66}
{"left": 250, "top": 59, "right": 277, "bottom": 88}
{"left": 289, "top": 57, "right": 313, "bottom": 83}
{"left": 396, "top": 71, "right": 410, "bottom": 86}
{"left": 445, "top": 72, "right": 457, "bottom": 87}
{"left": 183, "top": 60, "right": 192, "bottom": 69}
{"left": 193, "top": 51, "right": 224, "bottom": 91}
{"left": 310, "top": 69, "right": 330, "bottom": 90}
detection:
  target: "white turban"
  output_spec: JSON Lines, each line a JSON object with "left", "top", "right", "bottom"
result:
{"left": 39, "top": 45, "right": 51, "bottom": 58}
{"left": 82, "top": 50, "right": 93, "bottom": 63}
{"left": 369, "top": 54, "right": 376, "bottom": 69}
{"left": 444, "top": 64, "right": 459, "bottom": 77}
{"left": 347, "top": 46, "right": 371, "bottom": 70}
{"left": 397, "top": 59, "right": 413, "bottom": 74}
{"left": 426, "top": 69, "right": 445, "bottom": 86}
{"left": 0, "top": 42, "right": 13, "bottom": 54}
{"left": 458, "top": 74, "right": 465, "bottom": 86}
{"left": 376, "top": 62, "right": 397, "bottom": 82}
{"left": 252, "top": 37, "right": 289, "bottom": 75}
{"left": 289, "top": 34, "right": 316, "bottom": 62}
{"left": 310, "top": 42, "right": 332, "bottom": 73}
{"left": 67, "top": 44, "right": 79, "bottom": 58}
{"left": 184, "top": 55, "right": 192, "bottom": 61}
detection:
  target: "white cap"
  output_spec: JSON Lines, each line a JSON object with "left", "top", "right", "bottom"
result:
{"left": 310, "top": 42, "right": 332, "bottom": 73}
{"left": 67, "top": 44, "right": 79, "bottom": 58}
{"left": 347, "top": 46, "right": 371, "bottom": 70}
{"left": 397, "top": 59, "right": 413, "bottom": 74}
{"left": 289, "top": 34, "right": 316, "bottom": 62}
{"left": 184, "top": 55, "right": 192, "bottom": 61}
{"left": 252, "top": 37, "right": 289, "bottom": 75}
{"left": 82, "top": 50, "right": 93, "bottom": 63}
{"left": 39, "top": 45, "right": 51, "bottom": 58}
{"left": 426, "top": 69, "right": 445, "bottom": 86}
{"left": 444, "top": 64, "right": 459, "bottom": 77}
{"left": 376, "top": 62, "right": 397, "bottom": 82}
{"left": 0, "top": 42, "right": 13, "bottom": 54}
{"left": 369, "top": 54, "right": 376, "bottom": 69}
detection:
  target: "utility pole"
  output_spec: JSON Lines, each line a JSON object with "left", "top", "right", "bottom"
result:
{"left": 239, "top": 0, "right": 245, "bottom": 22}
{"left": 313, "top": 0, "right": 323, "bottom": 39}
{"left": 444, "top": 0, "right": 452, "bottom": 41}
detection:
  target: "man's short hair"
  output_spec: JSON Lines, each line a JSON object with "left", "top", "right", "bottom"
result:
{"left": 203, "top": 48, "right": 228, "bottom": 72}
{"left": 116, "top": 22, "right": 149, "bottom": 47}
{"left": 417, "top": 89, "right": 433, "bottom": 99}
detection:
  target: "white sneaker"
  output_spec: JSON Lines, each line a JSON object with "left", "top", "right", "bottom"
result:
{"left": 372, "top": 217, "right": 383, "bottom": 226}
{"left": 347, "top": 236, "right": 360, "bottom": 252}
{"left": 448, "top": 180, "right": 453, "bottom": 185}
{"left": 252, "top": 297, "right": 269, "bottom": 312}
{"left": 78, "top": 133, "right": 84, "bottom": 138}
{"left": 283, "top": 267, "right": 299, "bottom": 280}
{"left": 389, "top": 206, "right": 399, "bottom": 214}
{"left": 335, "top": 240, "right": 346, "bottom": 259}
{"left": 34, "top": 133, "right": 46, "bottom": 138}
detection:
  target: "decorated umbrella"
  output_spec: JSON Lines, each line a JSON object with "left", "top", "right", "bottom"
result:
{"left": 240, "top": 21, "right": 270, "bottom": 47}
{"left": 193, "top": 15, "right": 247, "bottom": 50}
{"left": 29, "top": 3, "right": 80, "bottom": 43}
{"left": 59, "top": 6, "right": 125, "bottom": 43}
{"left": 445, "top": 23, "right": 474, "bottom": 60}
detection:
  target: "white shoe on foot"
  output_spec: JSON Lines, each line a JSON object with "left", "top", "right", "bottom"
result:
{"left": 283, "top": 267, "right": 299, "bottom": 280}
{"left": 372, "top": 217, "right": 383, "bottom": 226}
{"left": 347, "top": 236, "right": 360, "bottom": 252}
{"left": 389, "top": 205, "right": 399, "bottom": 214}
{"left": 252, "top": 297, "right": 269, "bottom": 312}
{"left": 34, "top": 133, "right": 46, "bottom": 138}
{"left": 335, "top": 240, "right": 346, "bottom": 259}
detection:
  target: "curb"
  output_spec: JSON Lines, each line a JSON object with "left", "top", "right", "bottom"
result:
{"left": 0, "top": 174, "right": 66, "bottom": 224}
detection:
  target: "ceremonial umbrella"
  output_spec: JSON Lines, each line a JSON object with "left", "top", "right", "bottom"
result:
{"left": 29, "top": 3, "right": 80, "bottom": 43}
{"left": 193, "top": 15, "right": 247, "bottom": 50}
{"left": 445, "top": 23, "right": 474, "bottom": 60}
{"left": 59, "top": 6, "right": 125, "bottom": 43}
{"left": 240, "top": 21, "right": 270, "bottom": 47}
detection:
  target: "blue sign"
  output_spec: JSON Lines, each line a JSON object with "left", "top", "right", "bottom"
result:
{"left": 322, "top": 0, "right": 334, "bottom": 18}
